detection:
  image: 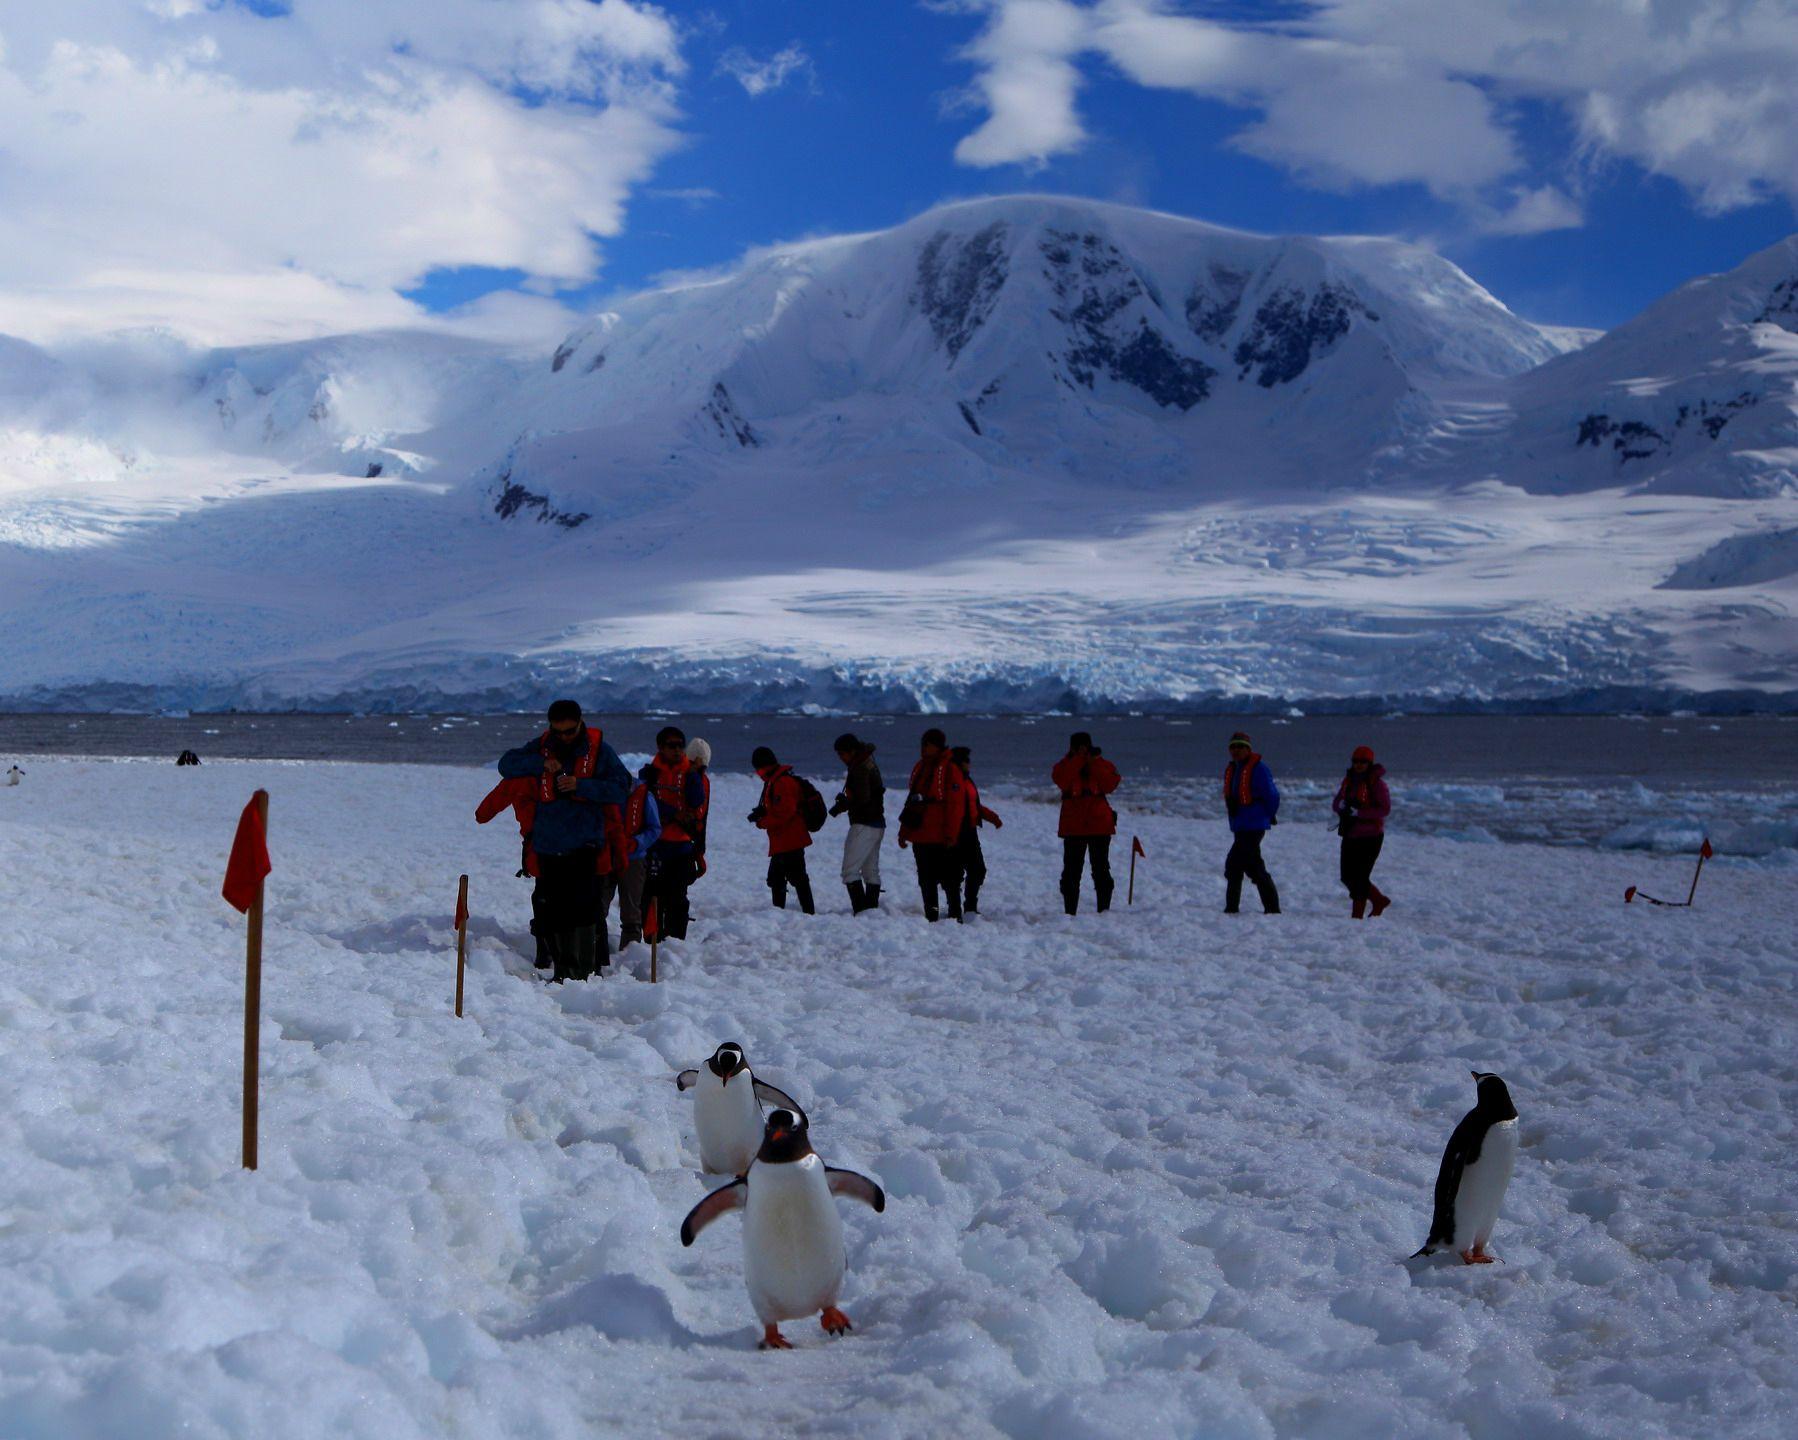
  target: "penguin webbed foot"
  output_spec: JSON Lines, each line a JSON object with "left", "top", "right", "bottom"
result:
{"left": 1459, "top": 1247, "right": 1497, "bottom": 1265}
{"left": 759, "top": 1325, "right": 794, "bottom": 1350}
{"left": 820, "top": 1307, "right": 853, "bottom": 1337}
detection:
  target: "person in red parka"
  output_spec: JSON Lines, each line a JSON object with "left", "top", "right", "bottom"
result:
{"left": 750, "top": 745, "right": 815, "bottom": 914}
{"left": 897, "top": 727, "right": 967, "bottom": 922}
{"left": 1332, "top": 744, "right": 1392, "bottom": 918}
{"left": 1051, "top": 731, "right": 1120, "bottom": 914}
{"left": 951, "top": 745, "right": 1002, "bottom": 917}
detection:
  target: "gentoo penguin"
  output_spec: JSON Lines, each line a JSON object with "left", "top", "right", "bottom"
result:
{"left": 676, "top": 1042, "right": 805, "bottom": 1176}
{"left": 1412, "top": 1071, "right": 1520, "bottom": 1264}
{"left": 680, "top": 1108, "right": 885, "bottom": 1350}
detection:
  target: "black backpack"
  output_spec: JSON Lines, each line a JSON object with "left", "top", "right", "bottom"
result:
{"left": 792, "top": 774, "right": 829, "bottom": 833}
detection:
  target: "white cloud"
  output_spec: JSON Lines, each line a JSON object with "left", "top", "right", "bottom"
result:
{"left": 946, "top": 0, "right": 1798, "bottom": 228}
{"left": 0, "top": 1, "right": 686, "bottom": 344}
{"left": 716, "top": 41, "right": 813, "bottom": 98}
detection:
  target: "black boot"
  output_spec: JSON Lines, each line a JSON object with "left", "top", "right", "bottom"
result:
{"left": 964, "top": 888, "right": 980, "bottom": 916}
{"left": 770, "top": 885, "right": 787, "bottom": 910}
{"left": 865, "top": 884, "right": 881, "bottom": 910}
{"left": 1062, "top": 885, "right": 1078, "bottom": 916}
{"left": 795, "top": 876, "right": 816, "bottom": 915}
{"left": 1224, "top": 876, "right": 1243, "bottom": 914}
{"left": 846, "top": 880, "right": 867, "bottom": 913}
{"left": 563, "top": 925, "right": 598, "bottom": 982}
{"left": 1095, "top": 882, "right": 1114, "bottom": 914}
{"left": 1257, "top": 877, "right": 1281, "bottom": 914}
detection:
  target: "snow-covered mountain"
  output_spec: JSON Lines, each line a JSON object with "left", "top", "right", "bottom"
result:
{"left": 0, "top": 196, "right": 1794, "bottom": 712}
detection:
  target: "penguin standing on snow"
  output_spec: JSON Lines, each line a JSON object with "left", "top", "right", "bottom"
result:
{"left": 676, "top": 1042, "right": 804, "bottom": 1176}
{"left": 1412, "top": 1071, "right": 1520, "bottom": 1264}
{"left": 681, "top": 1108, "right": 885, "bottom": 1350}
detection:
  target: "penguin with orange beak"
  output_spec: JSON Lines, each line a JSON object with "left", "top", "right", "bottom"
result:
{"left": 681, "top": 1108, "right": 885, "bottom": 1349}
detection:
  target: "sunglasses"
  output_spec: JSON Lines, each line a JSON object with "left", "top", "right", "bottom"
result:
{"left": 551, "top": 724, "right": 581, "bottom": 739}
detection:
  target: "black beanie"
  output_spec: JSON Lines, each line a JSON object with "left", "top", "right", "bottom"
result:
{"left": 547, "top": 698, "right": 582, "bottom": 723}
{"left": 1070, "top": 731, "right": 1093, "bottom": 750}
{"left": 751, "top": 745, "right": 777, "bottom": 770}
{"left": 921, "top": 727, "right": 947, "bottom": 748}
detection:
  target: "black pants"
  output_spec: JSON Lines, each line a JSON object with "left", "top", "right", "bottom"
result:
{"left": 1224, "top": 830, "right": 1280, "bottom": 913}
{"left": 1339, "top": 834, "right": 1384, "bottom": 902}
{"left": 767, "top": 850, "right": 815, "bottom": 913}
{"left": 536, "top": 848, "right": 607, "bottom": 979}
{"left": 647, "top": 846, "right": 695, "bottom": 938}
{"left": 912, "top": 843, "right": 963, "bottom": 919}
{"left": 957, "top": 830, "right": 987, "bottom": 911}
{"left": 1061, "top": 835, "right": 1113, "bottom": 913}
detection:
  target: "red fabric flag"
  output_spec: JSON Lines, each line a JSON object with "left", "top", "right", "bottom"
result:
{"left": 222, "top": 795, "right": 270, "bottom": 914}
{"left": 454, "top": 885, "right": 469, "bottom": 931}
{"left": 1700, "top": 837, "right": 1714, "bottom": 859}
{"left": 1132, "top": 836, "right": 1146, "bottom": 857}
{"left": 645, "top": 897, "right": 660, "bottom": 944}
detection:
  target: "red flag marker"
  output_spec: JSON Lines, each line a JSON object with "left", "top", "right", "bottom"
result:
{"left": 222, "top": 796, "right": 271, "bottom": 913}
{"left": 646, "top": 897, "right": 661, "bottom": 984}
{"left": 223, "top": 790, "right": 270, "bottom": 1171}
{"left": 1624, "top": 836, "right": 1714, "bottom": 908}
{"left": 1128, "top": 834, "right": 1144, "bottom": 905}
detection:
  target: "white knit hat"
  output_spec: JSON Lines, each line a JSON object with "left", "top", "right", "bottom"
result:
{"left": 685, "top": 737, "right": 712, "bottom": 767}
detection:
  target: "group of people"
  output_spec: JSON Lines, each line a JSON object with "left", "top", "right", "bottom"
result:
{"left": 481, "top": 703, "right": 1396, "bottom": 980}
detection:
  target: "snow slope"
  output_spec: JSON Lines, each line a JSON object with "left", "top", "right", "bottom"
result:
{"left": 0, "top": 759, "right": 1793, "bottom": 1438}
{"left": 0, "top": 197, "right": 1795, "bottom": 710}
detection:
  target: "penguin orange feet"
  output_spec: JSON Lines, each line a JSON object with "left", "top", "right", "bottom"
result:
{"left": 820, "top": 1307, "right": 854, "bottom": 1337}
{"left": 1460, "top": 1247, "right": 1496, "bottom": 1265}
{"left": 759, "top": 1325, "right": 793, "bottom": 1350}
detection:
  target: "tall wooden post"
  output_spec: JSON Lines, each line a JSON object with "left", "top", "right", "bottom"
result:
{"left": 647, "top": 896, "right": 660, "bottom": 984}
{"left": 1127, "top": 836, "right": 1138, "bottom": 906}
{"left": 454, "top": 873, "right": 469, "bottom": 1018}
{"left": 242, "top": 789, "right": 268, "bottom": 1171}
{"left": 1686, "top": 838, "right": 1712, "bottom": 906}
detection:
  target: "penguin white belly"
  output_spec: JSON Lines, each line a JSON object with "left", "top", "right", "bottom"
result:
{"left": 743, "top": 1155, "right": 846, "bottom": 1324}
{"left": 694, "top": 1074, "right": 761, "bottom": 1175}
{"left": 1454, "top": 1118, "right": 1519, "bottom": 1250}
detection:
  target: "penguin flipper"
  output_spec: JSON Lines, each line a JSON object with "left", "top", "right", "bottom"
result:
{"left": 680, "top": 1179, "right": 747, "bottom": 1246}
{"left": 752, "top": 1079, "right": 805, "bottom": 1122}
{"left": 1426, "top": 1116, "right": 1477, "bottom": 1250}
{"left": 825, "top": 1167, "right": 886, "bottom": 1213}
{"left": 676, "top": 1069, "right": 700, "bottom": 1091}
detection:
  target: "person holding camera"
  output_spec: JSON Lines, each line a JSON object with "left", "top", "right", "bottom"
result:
{"left": 750, "top": 745, "right": 815, "bottom": 914}
{"left": 1222, "top": 731, "right": 1280, "bottom": 914}
{"left": 1051, "top": 732, "right": 1119, "bottom": 914}
{"left": 1332, "top": 744, "right": 1391, "bottom": 918}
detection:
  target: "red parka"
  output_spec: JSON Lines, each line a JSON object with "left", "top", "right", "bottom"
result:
{"left": 1051, "top": 752, "right": 1120, "bottom": 838}
{"left": 755, "top": 765, "right": 812, "bottom": 855}
{"left": 899, "top": 753, "right": 966, "bottom": 847}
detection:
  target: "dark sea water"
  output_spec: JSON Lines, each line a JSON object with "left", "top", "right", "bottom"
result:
{"left": 4, "top": 711, "right": 1795, "bottom": 858}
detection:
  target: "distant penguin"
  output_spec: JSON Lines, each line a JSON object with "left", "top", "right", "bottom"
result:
{"left": 680, "top": 1108, "right": 885, "bottom": 1350}
{"left": 1412, "top": 1071, "right": 1520, "bottom": 1264}
{"left": 676, "top": 1042, "right": 804, "bottom": 1176}
{"left": 5, "top": 764, "right": 21, "bottom": 786}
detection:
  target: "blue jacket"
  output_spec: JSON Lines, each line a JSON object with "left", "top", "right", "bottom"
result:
{"left": 497, "top": 728, "right": 631, "bottom": 856}
{"left": 631, "top": 789, "right": 663, "bottom": 863}
{"left": 1224, "top": 757, "right": 1280, "bottom": 833}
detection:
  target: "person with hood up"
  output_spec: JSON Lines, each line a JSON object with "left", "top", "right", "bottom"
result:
{"left": 1332, "top": 745, "right": 1392, "bottom": 918}
{"left": 496, "top": 699, "right": 631, "bottom": 981}
{"left": 830, "top": 732, "right": 885, "bottom": 913}
{"left": 751, "top": 745, "right": 815, "bottom": 914}
{"left": 1051, "top": 732, "right": 1119, "bottom": 914}
{"left": 897, "top": 727, "right": 967, "bottom": 922}
{"left": 1222, "top": 730, "right": 1280, "bottom": 915}
{"left": 951, "top": 744, "right": 1003, "bottom": 917}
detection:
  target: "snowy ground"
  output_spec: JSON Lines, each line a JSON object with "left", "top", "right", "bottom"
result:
{"left": 0, "top": 758, "right": 1793, "bottom": 1438}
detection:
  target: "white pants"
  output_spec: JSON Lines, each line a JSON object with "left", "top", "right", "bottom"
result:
{"left": 841, "top": 824, "right": 883, "bottom": 886}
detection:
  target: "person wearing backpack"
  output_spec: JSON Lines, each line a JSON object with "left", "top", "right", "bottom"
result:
{"left": 830, "top": 732, "right": 885, "bottom": 913}
{"left": 750, "top": 745, "right": 816, "bottom": 914}
{"left": 897, "top": 727, "right": 967, "bottom": 922}
{"left": 643, "top": 725, "right": 706, "bottom": 941}
{"left": 600, "top": 765, "right": 663, "bottom": 950}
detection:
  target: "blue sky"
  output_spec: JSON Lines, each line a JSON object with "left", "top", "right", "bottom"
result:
{"left": 544, "top": 0, "right": 1798, "bottom": 331}
{"left": 4, "top": 0, "right": 1797, "bottom": 344}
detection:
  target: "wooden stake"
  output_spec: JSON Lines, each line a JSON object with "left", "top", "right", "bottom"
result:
{"left": 1127, "top": 836, "right": 1138, "bottom": 906}
{"left": 454, "top": 873, "right": 469, "bottom": 1018}
{"left": 243, "top": 789, "right": 268, "bottom": 1172}
{"left": 1685, "top": 838, "right": 1712, "bottom": 906}
{"left": 647, "top": 896, "right": 659, "bottom": 984}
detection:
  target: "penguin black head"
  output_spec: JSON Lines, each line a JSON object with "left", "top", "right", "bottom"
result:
{"left": 708, "top": 1042, "right": 747, "bottom": 1082}
{"left": 1471, "top": 1071, "right": 1517, "bottom": 1120}
{"left": 757, "top": 1108, "right": 813, "bottom": 1165}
